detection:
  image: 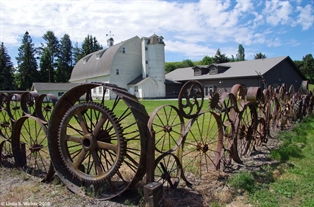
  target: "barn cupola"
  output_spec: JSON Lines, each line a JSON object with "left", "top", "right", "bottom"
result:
{"left": 106, "top": 31, "right": 114, "bottom": 48}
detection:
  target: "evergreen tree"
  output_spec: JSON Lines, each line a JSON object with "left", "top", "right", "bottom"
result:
{"left": 16, "top": 31, "right": 39, "bottom": 90}
{"left": 236, "top": 44, "right": 245, "bottom": 61}
{"left": 39, "top": 48, "right": 53, "bottom": 82}
{"left": 213, "top": 49, "right": 229, "bottom": 63}
{"left": 39, "top": 31, "right": 59, "bottom": 82}
{"left": 56, "top": 34, "right": 73, "bottom": 82}
{"left": 74, "top": 35, "right": 103, "bottom": 63}
{"left": 0, "top": 42, "right": 15, "bottom": 90}
{"left": 299, "top": 54, "right": 314, "bottom": 83}
{"left": 254, "top": 52, "right": 266, "bottom": 59}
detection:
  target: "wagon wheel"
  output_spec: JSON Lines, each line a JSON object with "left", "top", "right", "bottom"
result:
{"left": 35, "top": 94, "right": 58, "bottom": 123}
{"left": 289, "top": 85, "right": 295, "bottom": 95}
{"left": 21, "top": 91, "right": 39, "bottom": 116}
{"left": 48, "top": 83, "right": 149, "bottom": 200}
{"left": 154, "top": 153, "right": 185, "bottom": 189}
{"left": 230, "top": 84, "right": 246, "bottom": 112}
{"left": 148, "top": 104, "right": 185, "bottom": 154}
{"left": 233, "top": 102, "right": 258, "bottom": 160}
{"left": 0, "top": 106, "right": 12, "bottom": 140}
{"left": 269, "top": 97, "right": 280, "bottom": 131}
{"left": 217, "top": 92, "right": 239, "bottom": 168}
{"left": 12, "top": 115, "right": 54, "bottom": 181}
{"left": 0, "top": 106, "right": 13, "bottom": 162}
{"left": 180, "top": 110, "right": 223, "bottom": 181}
{"left": 178, "top": 80, "right": 204, "bottom": 119}
{"left": 58, "top": 102, "right": 125, "bottom": 183}
{"left": 0, "top": 93, "right": 8, "bottom": 108}
{"left": 6, "top": 94, "right": 23, "bottom": 122}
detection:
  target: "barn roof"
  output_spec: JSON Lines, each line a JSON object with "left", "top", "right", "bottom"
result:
{"left": 165, "top": 56, "right": 304, "bottom": 81}
{"left": 32, "top": 82, "right": 81, "bottom": 91}
{"left": 69, "top": 36, "right": 140, "bottom": 82}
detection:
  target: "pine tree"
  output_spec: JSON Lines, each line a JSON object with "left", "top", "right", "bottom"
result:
{"left": 39, "top": 48, "right": 53, "bottom": 82}
{"left": 16, "top": 31, "right": 39, "bottom": 90}
{"left": 74, "top": 35, "right": 103, "bottom": 63}
{"left": 254, "top": 52, "right": 266, "bottom": 59}
{"left": 39, "top": 31, "right": 59, "bottom": 82}
{"left": 213, "top": 49, "right": 229, "bottom": 63}
{"left": 0, "top": 42, "right": 15, "bottom": 90}
{"left": 236, "top": 44, "right": 245, "bottom": 61}
{"left": 56, "top": 34, "right": 73, "bottom": 82}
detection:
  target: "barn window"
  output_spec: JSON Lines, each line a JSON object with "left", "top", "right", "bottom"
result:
{"left": 58, "top": 92, "right": 64, "bottom": 96}
{"left": 116, "top": 69, "right": 119, "bottom": 75}
{"left": 122, "top": 47, "right": 125, "bottom": 53}
{"left": 99, "top": 87, "right": 103, "bottom": 93}
{"left": 134, "top": 86, "right": 138, "bottom": 92}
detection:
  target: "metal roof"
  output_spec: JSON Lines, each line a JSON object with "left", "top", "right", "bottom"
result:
{"left": 69, "top": 36, "right": 141, "bottom": 82}
{"left": 166, "top": 56, "right": 298, "bottom": 82}
{"left": 32, "top": 82, "right": 81, "bottom": 91}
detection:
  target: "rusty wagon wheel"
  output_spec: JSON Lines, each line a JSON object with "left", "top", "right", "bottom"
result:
{"left": 148, "top": 104, "right": 185, "bottom": 154}
{"left": 0, "top": 105, "right": 13, "bottom": 162}
{"left": 230, "top": 84, "right": 246, "bottom": 112}
{"left": 233, "top": 102, "right": 258, "bottom": 160}
{"left": 35, "top": 93, "right": 58, "bottom": 123}
{"left": 21, "top": 91, "right": 39, "bottom": 116}
{"left": 6, "top": 93, "right": 23, "bottom": 122}
{"left": 216, "top": 92, "right": 240, "bottom": 168}
{"left": 12, "top": 115, "right": 54, "bottom": 181}
{"left": 180, "top": 110, "right": 223, "bottom": 181}
{"left": 154, "top": 153, "right": 184, "bottom": 189}
{"left": 178, "top": 80, "right": 204, "bottom": 119}
{"left": 47, "top": 83, "right": 150, "bottom": 200}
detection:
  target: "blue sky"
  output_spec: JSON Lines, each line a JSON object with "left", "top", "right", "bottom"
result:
{"left": 0, "top": 0, "right": 313, "bottom": 66}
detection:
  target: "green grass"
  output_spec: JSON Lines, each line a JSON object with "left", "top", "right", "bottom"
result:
{"left": 228, "top": 115, "right": 314, "bottom": 207}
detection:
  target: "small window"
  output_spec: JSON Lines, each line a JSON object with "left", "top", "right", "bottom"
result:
{"left": 96, "top": 50, "right": 106, "bottom": 59}
{"left": 145, "top": 47, "right": 148, "bottom": 51}
{"left": 93, "top": 88, "right": 96, "bottom": 93}
{"left": 83, "top": 55, "right": 92, "bottom": 63}
{"left": 58, "top": 92, "right": 64, "bottom": 96}
{"left": 122, "top": 47, "right": 125, "bottom": 53}
{"left": 134, "top": 86, "right": 138, "bottom": 92}
{"left": 98, "top": 87, "right": 103, "bottom": 93}
{"left": 146, "top": 60, "right": 148, "bottom": 64}
{"left": 116, "top": 69, "right": 119, "bottom": 75}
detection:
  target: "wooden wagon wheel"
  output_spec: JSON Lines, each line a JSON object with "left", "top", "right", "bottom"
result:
{"left": 47, "top": 83, "right": 150, "bottom": 200}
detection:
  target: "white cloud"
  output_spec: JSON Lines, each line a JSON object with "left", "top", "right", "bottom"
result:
{"left": 296, "top": 4, "right": 313, "bottom": 30}
{"left": 263, "top": 0, "right": 293, "bottom": 26}
{"left": 0, "top": 0, "right": 311, "bottom": 62}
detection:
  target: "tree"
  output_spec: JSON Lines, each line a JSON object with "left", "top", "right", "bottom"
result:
{"left": 74, "top": 35, "right": 103, "bottom": 63}
{"left": 254, "top": 52, "right": 266, "bottom": 59}
{"left": 213, "top": 49, "right": 229, "bottom": 63}
{"left": 16, "top": 31, "right": 39, "bottom": 90}
{"left": 181, "top": 59, "right": 194, "bottom": 67}
{"left": 299, "top": 54, "right": 314, "bottom": 83}
{"left": 200, "top": 55, "right": 213, "bottom": 65}
{"left": 236, "top": 44, "right": 245, "bottom": 61}
{"left": 39, "top": 48, "right": 53, "bottom": 82}
{"left": 56, "top": 34, "right": 73, "bottom": 82}
{"left": 0, "top": 42, "right": 15, "bottom": 90}
{"left": 39, "top": 31, "right": 59, "bottom": 82}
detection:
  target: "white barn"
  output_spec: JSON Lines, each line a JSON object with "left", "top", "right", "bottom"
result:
{"left": 69, "top": 34, "right": 166, "bottom": 99}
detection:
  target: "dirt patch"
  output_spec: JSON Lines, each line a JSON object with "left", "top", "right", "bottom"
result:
{"left": 0, "top": 135, "right": 282, "bottom": 207}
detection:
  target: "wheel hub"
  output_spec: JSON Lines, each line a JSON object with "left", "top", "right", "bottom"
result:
{"left": 196, "top": 142, "right": 209, "bottom": 153}
{"left": 29, "top": 144, "right": 44, "bottom": 153}
{"left": 81, "top": 134, "right": 97, "bottom": 151}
